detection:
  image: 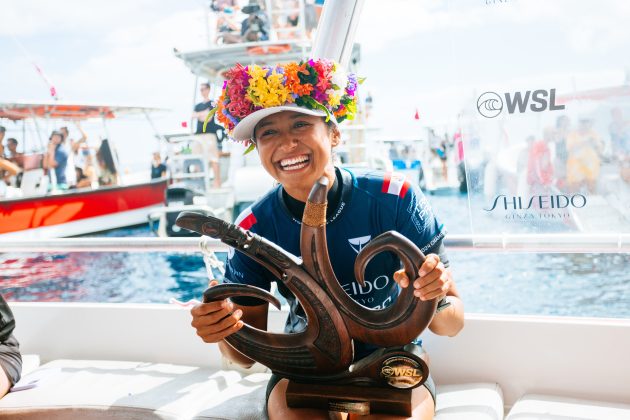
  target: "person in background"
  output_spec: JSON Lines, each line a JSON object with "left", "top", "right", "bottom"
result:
{"left": 0, "top": 141, "right": 21, "bottom": 190}
{"left": 609, "top": 108, "right": 630, "bottom": 184}
{"left": 95, "top": 148, "right": 119, "bottom": 187}
{"left": 190, "top": 59, "right": 463, "bottom": 420}
{"left": 193, "top": 82, "right": 222, "bottom": 187}
{"left": 70, "top": 166, "right": 92, "bottom": 188}
{"left": 553, "top": 115, "right": 570, "bottom": 189}
{"left": 151, "top": 151, "right": 167, "bottom": 179}
{"left": 241, "top": 0, "right": 270, "bottom": 42}
{"left": 61, "top": 123, "right": 88, "bottom": 171}
{"left": 6, "top": 138, "right": 24, "bottom": 169}
{"left": 0, "top": 293, "right": 22, "bottom": 398}
{"left": 566, "top": 117, "right": 604, "bottom": 193}
{"left": 0, "top": 126, "right": 5, "bottom": 148}
{"left": 526, "top": 128, "right": 554, "bottom": 193}
{"left": 42, "top": 131, "right": 69, "bottom": 189}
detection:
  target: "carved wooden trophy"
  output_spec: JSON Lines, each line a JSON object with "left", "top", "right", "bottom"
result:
{"left": 176, "top": 177, "right": 437, "bottom": 416}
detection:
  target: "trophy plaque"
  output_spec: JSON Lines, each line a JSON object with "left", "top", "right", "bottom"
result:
{"left": 176, "top": 176, "right": 437, "bottom": 416}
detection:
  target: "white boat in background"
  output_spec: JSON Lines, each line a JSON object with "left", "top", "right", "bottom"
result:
{"left": 0, "top": 102, "right": 168, "bottom": 239}
{"left": 2, "top": 1, "right": 630, "bottom": 419}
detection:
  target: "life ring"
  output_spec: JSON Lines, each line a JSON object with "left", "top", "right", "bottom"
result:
{"left": 247, "top": 44, "right": 291, "bottom": 55}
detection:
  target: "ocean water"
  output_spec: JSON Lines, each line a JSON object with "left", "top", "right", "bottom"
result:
{"left": 1, "top": 192, "right": 629, "bottom": 319}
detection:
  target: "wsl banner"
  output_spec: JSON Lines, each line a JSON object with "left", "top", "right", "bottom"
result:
{"left": 448, "top": 0, "right": 630, "bottom": 236}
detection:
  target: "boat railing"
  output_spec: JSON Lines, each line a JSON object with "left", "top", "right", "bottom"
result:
{"left": 4, "top": 234, "right": 630, "bottom": 253}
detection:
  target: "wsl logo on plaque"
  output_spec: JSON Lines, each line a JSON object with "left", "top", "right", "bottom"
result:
{"left": 380, "top": 356, "right": 424, "bottom": 389}
{"left": 477, "top": 88, "right": 565, "bottom": 118}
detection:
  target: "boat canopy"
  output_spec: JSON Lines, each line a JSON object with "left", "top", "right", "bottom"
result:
{"left": 174, "top": 40, "right": 311, "bottom": 80}
{"left": 0, "top": 102, "right": 164, "bottom": 121}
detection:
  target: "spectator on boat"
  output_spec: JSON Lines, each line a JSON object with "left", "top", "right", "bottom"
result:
{"left": 6, "top": 138, "right": 24, "bottom": 169}
{"left": 61, "top": 123, "right": 88, "bottom": 170}
{"left": 95, "top": 141, "right": 119, "bottom": 187}
{"left": 42, "top": 131, "right": 69, "bottom": 189}
{"left": 609, "top": 108, "right": 630, "bottom": 184}
{"left": 303, "top": 0, "right": 318, "bottom": 38}
{"left": 241, "top": 1, "right": 270, "bottom": 42}
{"left": 553, "top": 115, "right": 570, "bottom": 189}
{"left": 151, "top": 151, "right": 167, "bottom": 179}
{"left": 210, "top": 0, "right": 238, "bottom": 12}
{"left": 70, "top": 166, "right": 92, "bottom": 189}
{"left": 0, "top": 294, "right": 22, "bottom": 398}
{"left": 193, "top": 82, "right": 222, "bottom": 187}
{"left": 527, "top": 128, "right": 554, "bottom": 193}
{"left": 190, "top": 59, "right": 464, "bottom": 420}
{"left": 0, "top": 141, "right": 21, "bottom": 189}
{"left": 566, "top": 117, "right": 604, "bottom": 194}
{"left": 215, "top": 9, "right": 242, "bottom": 44}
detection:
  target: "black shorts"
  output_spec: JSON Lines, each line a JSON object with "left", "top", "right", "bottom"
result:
{"left": 265, "top": 373, "right": 436, "bottom": 416}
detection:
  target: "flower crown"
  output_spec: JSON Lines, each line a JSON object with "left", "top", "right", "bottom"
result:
{"left": 211, "top": 59, "right": 361, "bottom": 145}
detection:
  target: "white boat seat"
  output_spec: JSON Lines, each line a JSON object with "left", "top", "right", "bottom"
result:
{"left": 0, "top": 359, "right": 504, "bottom": 420}
{"left": 0, "top": 359, "right": 243, "bottom": 420}
{"left": 435, "top": 383, "right": 504, "bottom": 420}
{"left": 19, "top": 168, "right": 45, "bottom": 196}
{"left": 505, "top": 394, "right": 630, "bottom": 420}
{"left": 21, "top": 354, "right": 41, "bottom": 376}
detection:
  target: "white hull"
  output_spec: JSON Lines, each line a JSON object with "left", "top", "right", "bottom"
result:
{"left": 10, "top": 302, "right": 630, "bottom": 409}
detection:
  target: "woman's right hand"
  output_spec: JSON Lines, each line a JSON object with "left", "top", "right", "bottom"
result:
{"left": 190, "top": 280, "right": 244, "bottom": 343}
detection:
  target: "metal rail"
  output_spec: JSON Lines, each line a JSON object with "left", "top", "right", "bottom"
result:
{"left": 2, "top": 234, "right": 630, "bottom": 253}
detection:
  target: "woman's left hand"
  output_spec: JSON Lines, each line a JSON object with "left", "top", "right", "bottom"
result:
{"left": 393, "top": 253, "right": 450, "bottom": 301}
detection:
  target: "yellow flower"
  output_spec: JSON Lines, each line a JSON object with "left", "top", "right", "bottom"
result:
{"left": 326, "top": 89, "right": 341, "bottom": 108}
{"left": 247, "top": 66, "right": 290, "bottom": 107}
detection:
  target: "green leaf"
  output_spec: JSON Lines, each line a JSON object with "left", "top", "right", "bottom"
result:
{"left": 302, "top": 96, "right": 332, "bottom": 122}
{"left": 243, "top": 142, "right": 256, "bottom": 155}
{"left": 202, "top": 108, "right": 217, "bottom": 133}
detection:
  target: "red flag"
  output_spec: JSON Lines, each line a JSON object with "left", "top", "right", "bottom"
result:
{"left": 181, "top": 121, "right": 188, "bottom": 128}
{"left": 414, "top": 108, "right": 420, "bottom": 120}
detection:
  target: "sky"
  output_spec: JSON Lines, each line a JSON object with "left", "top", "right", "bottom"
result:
{"left": 2, "top": 0, "right": 630, "bottom": 170}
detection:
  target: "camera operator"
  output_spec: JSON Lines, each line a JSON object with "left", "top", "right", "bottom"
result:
{"left": 241, "top": 1, "right": 269, "bottom": 42}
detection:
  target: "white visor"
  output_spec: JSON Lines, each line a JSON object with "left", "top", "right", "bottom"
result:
{"left": 231, "top": 103, "right": 338, "bottom": 142}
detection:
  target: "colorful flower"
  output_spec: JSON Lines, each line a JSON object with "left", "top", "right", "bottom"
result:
{"left": 214, "top": 58, "right": 361, "bottom": 140}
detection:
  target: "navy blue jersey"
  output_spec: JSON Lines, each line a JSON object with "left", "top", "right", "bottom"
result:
{"left": 224, "top": 167, "right": 446, "bottom": 360}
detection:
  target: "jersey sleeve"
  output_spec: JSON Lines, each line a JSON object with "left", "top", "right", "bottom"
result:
{"left": 223, "top": 207, "right": 274, "bottom": 305}
{"left": 395, "top": 180, "right": 446, "bottom": 255}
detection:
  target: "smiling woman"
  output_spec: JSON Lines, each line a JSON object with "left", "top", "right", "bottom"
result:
{"left": 189, "top": 59, "right": 464, "bottom": 420}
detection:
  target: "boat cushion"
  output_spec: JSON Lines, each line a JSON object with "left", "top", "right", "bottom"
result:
{"left": 435, "top": 382, "right": 504, "bottom": 420}
{"left": 0, "top": 359, "right": 243, "bottom": 420}
{"left": 0, "top": 359, "right": 504, "bottom": 420}
{"left": 21, "top": 354, "right": 41, "bottom": 376}
{"left": 506, "top": 394, "right": 630, "bottom": 420}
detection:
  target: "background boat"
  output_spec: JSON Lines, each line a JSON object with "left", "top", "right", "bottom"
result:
{"left": 0, "top": 102, "right": 168, "bottom": 239}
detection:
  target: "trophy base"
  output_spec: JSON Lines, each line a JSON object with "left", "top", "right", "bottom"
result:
{"left": 285, "top": 381, "right": 413, "bottom": 416}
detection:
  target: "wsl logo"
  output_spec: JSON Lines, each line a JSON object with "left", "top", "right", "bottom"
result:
{"left": 477, "top": 92, "right": 503, "bottom": 118}
{"left": 477, "top": 88, "right": 565, "bottom": 118}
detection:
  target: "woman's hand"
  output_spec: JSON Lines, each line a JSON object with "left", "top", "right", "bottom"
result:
{"left": 190, "top": 280, "right": 244, "bottom": 343}
{"left": 393, "top": 253, "right": 450, "bottom": 301}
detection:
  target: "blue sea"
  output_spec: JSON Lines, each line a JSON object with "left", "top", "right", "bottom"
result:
{"left": 1, "top": 192, "right": 629, "bottom": 319}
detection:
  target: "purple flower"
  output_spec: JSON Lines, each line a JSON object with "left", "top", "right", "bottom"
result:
{"left": 346, "top": 74, "right": 358, "bottom": 96}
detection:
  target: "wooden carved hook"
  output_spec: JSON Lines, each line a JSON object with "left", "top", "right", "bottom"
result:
{"left": 176, "top": 177, "right": 436, "bottom": 382}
